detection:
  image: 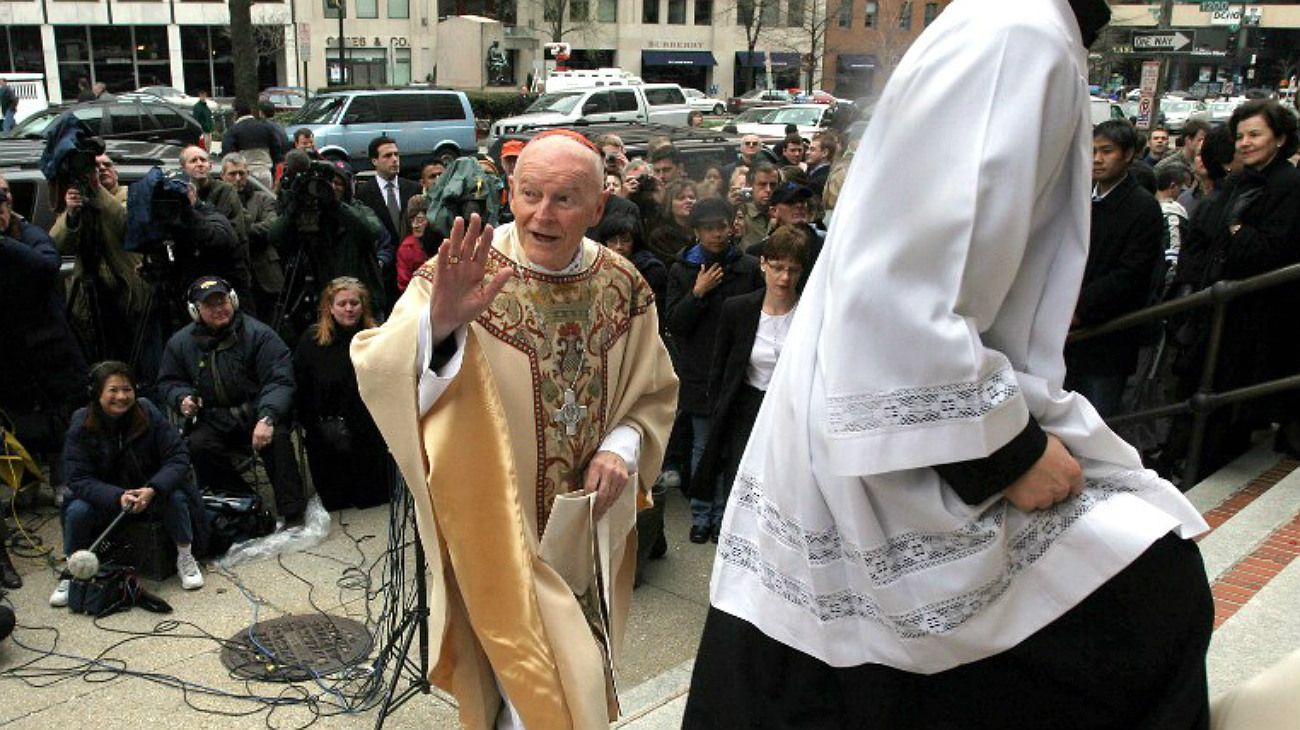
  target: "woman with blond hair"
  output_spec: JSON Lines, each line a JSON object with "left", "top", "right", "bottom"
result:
{"left": 293, "top": 277, "right": 390, "bottom": 511}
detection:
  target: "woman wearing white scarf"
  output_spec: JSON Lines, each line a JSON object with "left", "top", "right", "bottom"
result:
{"left": 684, "top": 0, "right": 1214, "bottom": 727}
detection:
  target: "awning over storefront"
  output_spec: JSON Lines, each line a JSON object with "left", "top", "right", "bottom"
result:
{"left": 642, "top": 50, "right": 718, "bottom": 67}
{"left": 837, "top": 54, "right": 878, "bottom": 70}
{"left": 735, "top": 51, "right": 801, "bottom": 69}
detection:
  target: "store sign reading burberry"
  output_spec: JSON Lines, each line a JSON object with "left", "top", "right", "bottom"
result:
{"left": 326, "top": 36, "right": 410, "bottom": 48}
{"left": 647, "top": 41, "right": 706, "bottom": 50}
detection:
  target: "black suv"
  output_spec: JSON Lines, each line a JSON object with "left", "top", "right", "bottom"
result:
{"left": 2, "top": 99, "right": 205, "bottom": 149}
{"left": 489, "top": 122, "right": 742, "bottom": 181}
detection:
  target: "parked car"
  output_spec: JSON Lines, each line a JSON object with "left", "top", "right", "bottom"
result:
{"left": 1206, "top": 98, "right": 1244, "bottom": 125}
{"left": 260, "top": 86, "right": 310, "bottom": 114}
{"left": 1, "top": 99, "right": 205, "bottom": 149}
{"left": 288, "top": 89, "right": 476, "bottom": 173}
{"left": 489, "top": 122, "right": 741, "bottom": 181}
{"left": 1159, "top": 97, "right": 1210, "bottom": 133}
{"left": 726, "top": 88, "right": 794, "bottom": 115}
{"left": 683, "top": 88, "right": 727, "bottom": 115}
{"left": 489, "top": 83, "right": 692, "bottom": 141}
{"left": 724, "top": 103, "right": 836, "bottom": 143}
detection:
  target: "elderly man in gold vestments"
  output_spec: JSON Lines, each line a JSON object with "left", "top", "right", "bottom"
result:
{"left": 351, "top": 131, "right": 678, "bottom": 730}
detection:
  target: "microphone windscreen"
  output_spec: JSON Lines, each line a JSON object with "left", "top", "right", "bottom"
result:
{"left": 284, "top": 149, "right": 312, "bottom": 177}
{"left": 67, "top": 549, "right": 100, "bottom": 580}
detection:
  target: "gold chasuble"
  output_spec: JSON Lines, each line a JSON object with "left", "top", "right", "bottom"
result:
{"left": 352, "top": 226, "right": 678, "bottom": 730}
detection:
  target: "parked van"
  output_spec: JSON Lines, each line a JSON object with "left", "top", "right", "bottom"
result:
{"left": 490, "top": 83, "right": 691, "bottom": 141}
{"left": 288, "top": 89, "right": 475, "bottom": 172}
{"left": 0, "top": 73, "right": 49, "bottom": 125}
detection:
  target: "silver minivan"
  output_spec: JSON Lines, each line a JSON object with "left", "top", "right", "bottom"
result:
{"left": 290, "top": 89, "right": 476, "bottom": 171}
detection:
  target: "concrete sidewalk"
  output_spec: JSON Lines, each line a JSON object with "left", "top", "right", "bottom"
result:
{"left": 0, "top": 489, "right": 713, "bottom": 728}
{"left": 4, "top": 442, "right": 1300, "bottom": 728}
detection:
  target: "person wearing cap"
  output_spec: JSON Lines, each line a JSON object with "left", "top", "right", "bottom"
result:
{"left": 157, "top": 275, "right": 306, "bottom": 527}
{"left": 352, "top": 130, "right": 677, "bottom": 729}
{"left": 664, "top": 196, "right": 763, "bottom": 544}
{"left": 496, "top": 139, "right": 524, "bottom": 225}
{"left": 749, "top": 181, "right": 827, "bottom": 289}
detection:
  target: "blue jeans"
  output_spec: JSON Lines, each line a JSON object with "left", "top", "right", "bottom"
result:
{"left": 62, "top": 490, "right": 192, "bottom": 556}
{"left": 688, "top": 415, "right": 725, "bottom": 529}
{"left": 1, "top": 109, "right": 14, "bottom": 133}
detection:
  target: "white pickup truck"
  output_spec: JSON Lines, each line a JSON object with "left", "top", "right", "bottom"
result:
{"left": 490, "top": 83, "right": 692, "bottom": 142}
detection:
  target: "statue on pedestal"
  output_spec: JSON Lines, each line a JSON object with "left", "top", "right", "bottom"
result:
{"left": 486, "top": 41, "right": 509, "bottom": 86}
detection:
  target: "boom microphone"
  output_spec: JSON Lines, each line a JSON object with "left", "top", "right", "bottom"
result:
{"left": 66, "top": 504, "right": 132, "bottom": 580}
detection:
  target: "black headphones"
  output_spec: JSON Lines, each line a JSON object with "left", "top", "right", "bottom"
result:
{"left": 86, "top": 360, "right": 134, "bottom": 402}
{"left": 186, "top": 277, "right": 240, "bottom": 323}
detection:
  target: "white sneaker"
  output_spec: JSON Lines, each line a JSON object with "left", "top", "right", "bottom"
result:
{"left": 177, "top": 553, "right": 204, "bottom": 590}
{"left": 658, "top": 469, "right": 682, "bottom": 490}
{"left": 49, "top": 578, "right": 71, "bottom": 607}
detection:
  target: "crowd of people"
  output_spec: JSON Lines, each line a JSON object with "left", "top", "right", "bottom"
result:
{"left": 4, "top": 3, "right": 1300, "bottom": 715}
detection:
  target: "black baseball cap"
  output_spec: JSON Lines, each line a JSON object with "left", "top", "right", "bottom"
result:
{"left": 769, "top": 182, "right": 814, "bottom": 206}
{"left": 188, "top": 275, "right": 232, "bottom": 303}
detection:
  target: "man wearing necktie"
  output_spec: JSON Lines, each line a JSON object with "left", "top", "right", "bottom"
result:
{"left": 357, "top": 135, "right": 422, "bottom": 313}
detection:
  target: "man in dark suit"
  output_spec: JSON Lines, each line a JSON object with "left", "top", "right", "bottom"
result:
{"left": 355, "top": 135, "right": 420, "bottom": 309}
{"left": 1064, "top": 119, "right": 1164, "bottom": 417}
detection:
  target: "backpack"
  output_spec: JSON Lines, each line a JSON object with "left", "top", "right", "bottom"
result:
{"left": 425, "top": 157, "right": 502, "bottom": 238}
{"left": 201, "top": 493, "right": 276, "bottom": 558}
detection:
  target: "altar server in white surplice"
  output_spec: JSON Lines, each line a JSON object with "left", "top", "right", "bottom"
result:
{"left": 683, "top": 1, "right": 1215, "bottom": 728}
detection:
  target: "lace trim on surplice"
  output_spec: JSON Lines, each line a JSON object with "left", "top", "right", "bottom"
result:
{"left": 720, "top": 472, "right": 1155, "bottom": 639}
{"left": 825, "top": 365, "right": 1020, "bottom": 435}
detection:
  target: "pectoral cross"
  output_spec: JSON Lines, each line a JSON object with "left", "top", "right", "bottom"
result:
{"left": 551, "top": 387, "right": 588, "bottom": 437}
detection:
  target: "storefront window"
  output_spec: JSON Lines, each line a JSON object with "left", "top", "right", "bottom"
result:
{"left": 0, "top": 27, "right": 45, "bottom": 74}
{"left": 694, "top": 0, "right": 711, "bottom": 24}
{"left": 667, "top": 0, "right": 685, "bottom": 24}
{"left": 181, "top": 26, "right": 233, "bottom": 97}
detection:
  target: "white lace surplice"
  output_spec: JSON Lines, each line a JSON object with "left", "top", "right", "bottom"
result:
{"left": 709, "top": 0, "right": 1207, "bottom": 674}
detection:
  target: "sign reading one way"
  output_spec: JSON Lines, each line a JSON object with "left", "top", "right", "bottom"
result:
{"left": 1132, "top": 30, "right": 1196, "bottom": 52}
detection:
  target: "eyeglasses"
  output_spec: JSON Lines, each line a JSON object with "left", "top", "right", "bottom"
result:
{"left": 742, "top": 141, "right": 761, "bottom": 147}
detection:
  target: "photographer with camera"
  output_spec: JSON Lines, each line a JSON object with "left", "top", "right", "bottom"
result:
{"left": 267, "top": 152, "right": 387, "bottom": 341}
{"left": 737, "top": 162, "right": 781, "bottom": 250}
{"left": 157, "top": 276, "right": 305, "bottom": 528}
{"left": 46, "top": 129, "right": 146, "bottom": 363}
{"left": 221, "top": 154, "right": 283, "bottom": 322}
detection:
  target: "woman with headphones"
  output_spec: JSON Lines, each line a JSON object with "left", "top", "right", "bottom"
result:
{"left": 52, "top": 361, "right": 209, "bottom": 608}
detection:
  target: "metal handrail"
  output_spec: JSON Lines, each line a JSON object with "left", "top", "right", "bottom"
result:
{"left": 1066, "top": 261, "right": 1300, "bottom": 484}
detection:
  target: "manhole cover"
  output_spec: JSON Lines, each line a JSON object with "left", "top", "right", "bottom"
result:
{"left": 221, "top": 614, "right": 372, "bottom": 682}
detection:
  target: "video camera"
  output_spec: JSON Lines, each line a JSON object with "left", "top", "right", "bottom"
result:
{"left": 39, "top": 112, "right": 105, "bottom": 191}
{"left": 280, "top": 149, "right": 339, "bottom": 234}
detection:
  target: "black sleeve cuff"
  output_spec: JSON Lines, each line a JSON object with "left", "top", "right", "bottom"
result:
{"left": 429, "top": 334, "right": 458, "bottom": 373}
{"left": 933, "top": 418, "right": 1048, "bottom": 505}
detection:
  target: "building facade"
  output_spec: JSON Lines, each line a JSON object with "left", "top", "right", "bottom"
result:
{"left": 1106, "top": 1, "right": 1300, "bottom": 95}
{"left": 0, "top": 0, "right": 949, "bottom": 102}
{"left": 0, "top": 0, "right": 299, "bottom": 103}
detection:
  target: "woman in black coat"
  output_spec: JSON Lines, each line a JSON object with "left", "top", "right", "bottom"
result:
{"left": 54, "top": 361, "right": 208, "bottom": 606}
{"left": 665, "top": 198, "right": 763, "bottom": 543}
{"left": 294, "top": 277, "right": 390, "bottom": 511}
{"left": 1172, "top": 99, "right": 1300, "bottom": 473}
{"left": 691, "top": 226, "right": 809, "bottom": 543}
